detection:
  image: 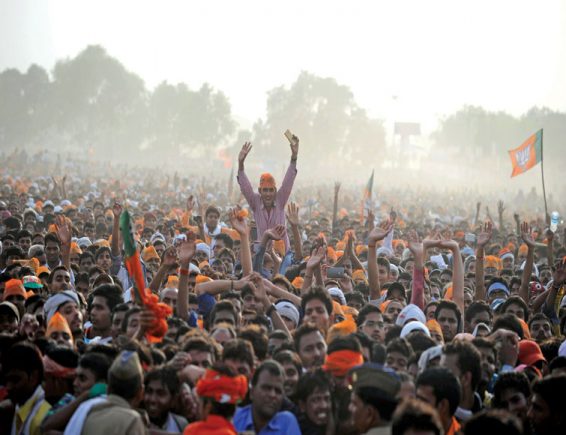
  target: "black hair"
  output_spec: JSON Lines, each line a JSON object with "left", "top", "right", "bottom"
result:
{"left": 464, "top": 410, "right": 522, "bottom": 435}
{"left": 301, "top": 286, "right": 333, "bottom": 317}
{"left": 222, "top": 339, "right": 255, "bottom": 369}
{"left": 251, "top": 359, "right": 283, "bottom": 387}
{"left": 2, "top": 342, "right": 44, "bottom": 383}
{"left": 500, "top": 296, "right": 529, "bottom": 322}
{"left": 90, "top": 284, "right": 124, "bottom": 313}
{"left": 79, "top": 352, "right": 112, "bottom": 382}
{"left": 434, "top": 300, "right": 462, "bottom": 333}
{"left": 465, "top": 300, "right": 492, "bottom": 324}
{"left": 416, "top": 367, "right": 461, "bottom": 416}
{"left": 214, "top": 233, "right": 234, "bottom": 250}
{"left": 443, "top": 339, "right": 482, "bottom": 391}
{"left": 145, "top": 366, "right": 181, "bottom": 396}
{"left": 492, "top": 372, "right": 530, "bottom": 409}
{"left": 392, "top": 398, "right": 443, "bottom": 435}
{"left": 295, "top": 369, "right": 332, "bottom": 402}
{"left": 493, "top": 313, "right": 524, "bottom": 339}
{"left": 356, "top": 304, "right": 382, "bottom": 327}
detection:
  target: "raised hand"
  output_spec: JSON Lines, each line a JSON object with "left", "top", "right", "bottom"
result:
{"left": 55, "top": 215, "right": 72, "bottom": 245}
{"left": 112, "top": 202, "right": 123, "bottom": 220}
{"left": 407, "top": 230, "right": 423, "bottom": 257}
{"left": 477, "top": 221, "right": 493, "bottom": 247}
{"left": 367, "top": 221, "right": 393, "bottom": 246}
{"left": 289, "top": 134, "right": 299, "bottom": 159}
{"left": 186, "top": 195, "right": 196, "bottom": 213}
{"left": 238, "top": 142, "right": 252, "bottom": 166}
{"left": 497, "top": 200, "right": 505, "bottom": 216}
{"left": 162, "top": 246, "right": 179, "bottom": 269}
{"left": 178, "top": 232, "right": 196, "bottom": 266}
{"left": 552, "top": 259, "right": 566, "bottom": 287}
{"left": 307, "top": 246, "right": 326, "bottom": 270}
{"left": 265, "top": 225, "right": 286, "bottom": 241}
{"left": 520, "top": 222, "right": 536, "bottom": 248}
{"left": 229, "top": 206, "right": 249, "bottom": 235}
{"left": 286, "top": 202, "right": 300, "bottom": 226}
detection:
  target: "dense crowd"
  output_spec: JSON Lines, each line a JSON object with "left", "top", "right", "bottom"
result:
{"left": 1, "top": 138, "right": 565, "bottom": 435}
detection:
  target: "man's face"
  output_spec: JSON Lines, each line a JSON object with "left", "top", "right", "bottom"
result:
{"left": 0, "top": 313, "right": 18, "bottom": 335}
{"left": 476, "top": 346, "right": 496, "bottom": 387}
{"left": 440, "top": 273, "right": 452, "bottom": 286}
{"left": 499, "top": 388, "right": 528, "bottom": 422}
{"left": 468, "top": 310, "right": 492, "bottom": 333}
{"left": 301, "top": 386, "right": 331, "bottom": 427}
{"left": 18, "top": 237, "right": 31, "bottom": 253}
{"left": 348, "top": 392, "right": 373, "bottom": 434}
{"left": 5, "top": 369, "right": 38, "bottom": 405}
{"left": 85, "top": 226, "right": 95, "bottom": 240}
{"left": 90, "top": 296, "right": 112, "bottom": 332}
{"left": 205, "top": 212, "right": 219, "bottom": 231}
{"left": 298, "top": 330, "right": 327, "bottom": 370}
{"left": 49, "top": 330, "right": 73, "bottom": 348}
{"left": 145, "top": 379, "right": 173, "bottom": 422}
{"left": 161, "top": 289, "right": 178, "bottom": 312}
{"left": 384, "top": 301, "right": 404, "bottom": 322}
{"left": 360, "top": 312, "right": 385, "bottom": 343}
{"left": 111, "top": 310, "right": 126, "bottom": 340}
{"left": 187, "top": 350, "right": 213, "bottom": 368}
{"left": 213, "top": 240, "right": 226, "bottom": 258}
{"left": 377, "top": 265, "right": 390, "bottom": 283}
{"left": 126, "top": 311, "right": 141, "bottom": 338}
{"left": 415, "top": 384, "right": 438, "bottom": 410}
{"left": 436, "top": 308, "right": 459, "bottom": 342}
{"left": 96, "top": 251, "right": 112, "bottom": 273}
{"left": 530, "top": 319, "right": 552, "bottom": 343}
{"left": 5, "top": 294, "right": 25, "bottom": 316}
{"left": 251, "top": 370, "right": 284, "bottom": 422}
{"left": 59, "top": 301, "right": 82, "bottom": 333}
{"left": 224, "top": 358, "right": 252, "bottom": 380}
{"left": 154, "top": 242, "right": 166, "bottom": 259}
{"left": 303, "top": 299, "right": 330, "bottom": 332}
{"left": 528, "top": 393, "right": 552, "bottom": 434}
{"left": 45, "top": 241, "right": 61, "bottom": 264}
{"left": 243, "top": 293, "right": 262, "bottom": 315}
{"left": 503, "top": 303, "right": 525, "bottom": 320}
{"left": 385, "top": 351, "right": 408, "bottom": 374}
{"left": 73, "top": 366, "right": 97, "bottom": 396}
{"left": 213, "top": 310, "right": 237, "bottom": 328}
{"left": 259, "top": 187, "right": 276, "bottom": 208}
{"left": 79, "top": 257, "right": 94, "bottom": 273}
{"left": 50, "top": 269, "right": 71, "bottom": 292}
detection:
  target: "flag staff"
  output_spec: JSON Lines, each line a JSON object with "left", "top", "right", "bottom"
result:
{"left": 540, "top": 129, "right": 549, "bottom": 222}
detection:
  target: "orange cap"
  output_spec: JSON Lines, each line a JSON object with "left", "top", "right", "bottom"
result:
{"left": 3, "top": 279, "right": 27, "bottom": 301}
{"left": 259, "top": 173, "right": 276, "bottom": 189}
{"left": 46, "top": 312, "right": 72, "bottom": 340}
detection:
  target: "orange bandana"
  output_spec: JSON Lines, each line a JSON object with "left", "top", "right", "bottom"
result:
{"left": 322, "top": 349, "right": 364, "bottom": 378}
{"left": 196, "top": 369, "right": 248, "bottom": 404}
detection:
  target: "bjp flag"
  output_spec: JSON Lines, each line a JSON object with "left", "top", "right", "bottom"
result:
{"left": 508, "top": 129, "right": 543, "bottom": 177}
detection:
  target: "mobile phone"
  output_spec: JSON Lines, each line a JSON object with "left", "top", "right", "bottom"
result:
{"left": 284, "top": 129, "right": 295, "bottom": 144}
{"left": 327, "top": 267, "right": 345, "bottom": 279}
{"left": 250, "top": 225, "right": 258, "bottom": 241}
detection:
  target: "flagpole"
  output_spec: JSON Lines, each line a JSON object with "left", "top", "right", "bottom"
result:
{"left": 540, "top": 129, "right": 549, "bottom": 222}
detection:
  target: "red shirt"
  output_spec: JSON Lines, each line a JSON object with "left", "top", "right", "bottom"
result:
{"left": 183, "top": 414, "right": 237, "bottom": 435}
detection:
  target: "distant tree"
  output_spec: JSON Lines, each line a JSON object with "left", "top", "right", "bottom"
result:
{"left": 252, "top": 71, "right": 386, "bottom": 165}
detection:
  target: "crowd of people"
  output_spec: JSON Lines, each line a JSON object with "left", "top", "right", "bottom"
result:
{"left": 0, "top": 137, "right": 565, "bottom": 435}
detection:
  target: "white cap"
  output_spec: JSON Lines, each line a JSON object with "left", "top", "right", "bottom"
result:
{"left": 400, "top": 321, "right": 431, "bottom": 338}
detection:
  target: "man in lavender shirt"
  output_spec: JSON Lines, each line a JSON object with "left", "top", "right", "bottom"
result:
{"left": 237, "top": 137, "right": 299, "bottom": 253}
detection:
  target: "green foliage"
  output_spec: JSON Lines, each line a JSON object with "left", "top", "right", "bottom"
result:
{"left": 252, "top": 71, "right": 386, "bottom": 164}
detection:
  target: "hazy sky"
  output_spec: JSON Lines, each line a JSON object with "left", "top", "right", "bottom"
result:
{"left": 2, "top": 0, "right": 566, "bottom": 131}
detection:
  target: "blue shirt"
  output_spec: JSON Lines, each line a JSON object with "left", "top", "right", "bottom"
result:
{"left": 234, "top": 404, "right": 301, "bottom": 435}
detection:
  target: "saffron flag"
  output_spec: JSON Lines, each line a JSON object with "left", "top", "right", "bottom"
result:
{"left": 509, "top": 130, "right": 543, "bottom": 177}
{"left": 119, "top": 209, "right": 171, "bottom": 342}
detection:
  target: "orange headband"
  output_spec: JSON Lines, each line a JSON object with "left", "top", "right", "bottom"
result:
{"left": 196, "top": 369, "right": 248, "bottom": 404}
{"left": 322, "top": 349, "right": 364, "bottom": 378}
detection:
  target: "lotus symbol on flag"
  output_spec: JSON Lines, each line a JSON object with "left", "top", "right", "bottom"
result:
{"left": 516, "top": 145, "right": 531, "bottom": 169}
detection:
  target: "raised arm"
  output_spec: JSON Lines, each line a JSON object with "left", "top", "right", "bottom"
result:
{"left": 149, "top": 246, "right": 178, "bottom": 293}
{"left": 474, "top": 221, "right": 493, "bottom": 302}
{"left": 519, "top": 222, "right": 536, "bottom": 306}
{"left": 332, "top": 182, "right": 340, "bottom": 236}
{"left": 229, "top": 206, "right": 252, "bottom": 276}
{"left": 544, "top": 259, "right": 566, "bottom": 316}
{"left": 367, "top": 221, "right": 394, "bottom": 301}
{"left": 497, "top": 200, "right": 505, "bottom": 232}
{"left": 236, "top": 142, "right": 257, "bottom": 206}
{"left": 276, "top": 135, "right": 299, "bottom": 207}
{"left": 254, "top": 226, "right": 286, "bottom": 275}
{"left": 301, "top": 245, "right": 325, "bottom": 295}
{"left": 251, "top": 274, "right": 290, "bottom": 336}
{"left": 177, "top": 233, "right": 196, "bottom": 321}
{"left": 440, "top": 239, "right": 465, "bottom": 315}
{"left": 545, "top": 228, "right": 555, "bottom": 269}
{"left": 407, "top": 230, "right": 424, "bottom": 310}
{"left": 287, "top": 202, "right": 303, "bottom": 260}
{"left": 56, "top": 216, "right": 72, "bottom": 270}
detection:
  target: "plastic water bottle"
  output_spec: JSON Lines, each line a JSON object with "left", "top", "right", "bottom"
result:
{"left": 550, "top": 211, "right": 559, "bottom": 233}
